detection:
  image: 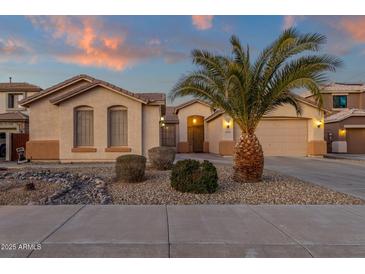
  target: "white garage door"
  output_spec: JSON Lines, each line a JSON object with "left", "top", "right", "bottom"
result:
{"left": 255, "top": 119, "right": 308, "bottom": 156}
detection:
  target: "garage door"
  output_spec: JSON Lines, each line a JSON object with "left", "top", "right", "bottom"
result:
{"left": 255, "top": 119, "right": 308, "bottom": 156}
{"left": 346, "top": 128, "right": 365, "bottom": 154}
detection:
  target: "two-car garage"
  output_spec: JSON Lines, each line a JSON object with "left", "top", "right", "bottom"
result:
{"left": 254, "top": 119, "right": 308, "bottom": 156}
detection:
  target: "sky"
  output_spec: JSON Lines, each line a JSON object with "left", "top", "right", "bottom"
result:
{"left": 1, "top": 15, "right": 365, "bottom": 104}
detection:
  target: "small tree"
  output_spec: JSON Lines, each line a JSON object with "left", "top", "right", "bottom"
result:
{"left": 170, "top": 28, "right": 341, "bottom": 182}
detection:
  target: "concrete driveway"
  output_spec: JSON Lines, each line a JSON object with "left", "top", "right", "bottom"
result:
{"left": 265, "top": 157, "right": 365, "bottom": 200}
{"left": 177, "top": 154, "right": 365, "bottom": 200}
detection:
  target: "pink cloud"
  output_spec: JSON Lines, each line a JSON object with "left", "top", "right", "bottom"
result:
{"left": 192, "top": 15, "right": 214, "bottom": 30}
{"left": 282, "top": 15, "right": 306, "bottom": 30}
{"left": 0, "top": 38, "right": 32, "bottom": 62}
{"left": 27, "top": 16, "right": 186, "bottom": 70}
{"left": 339, "top": 16, "right": 365, "bottom": 42}
{"left": 283, "top": 16, "right": 295, "bottom": 29}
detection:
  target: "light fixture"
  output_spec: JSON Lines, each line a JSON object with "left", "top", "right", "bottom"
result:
{"left": 338, "top": 128, "right": 346, "bottom": 137}
{"left": 225, "top": 121, "right": 230, "bottom": 129}
{"left": 193, "top": 118, "right": 197, "bottom": 124}
{"left": 161, "top": 122, "right": 165, "bottom": 127}
{"left": 160, "top": 116, "right": 165, "bottom": 121}
{"left": 316, "top": 121, "right": 323, "bottom": 128}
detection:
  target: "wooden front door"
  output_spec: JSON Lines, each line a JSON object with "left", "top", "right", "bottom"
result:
{"left": 188, "top": 125, "right": 204, "bottom": 152}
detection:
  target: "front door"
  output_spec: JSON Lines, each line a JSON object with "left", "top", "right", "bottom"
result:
{"left": 192, "top": 125, "right": 204, "bottom": 152}
{"left": 187, "top": 115, "right": 204, "bottom": 153}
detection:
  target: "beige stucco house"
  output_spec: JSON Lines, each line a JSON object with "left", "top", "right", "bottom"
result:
{"left": 20, "top": 74, "right": 326, "bottom": 162}
{"left": 0, "top": 80, "right": 42, "bottom": 160}
{"left": 304, "top": 82, "right": 365, "bottom": 153}
{"left": 161, "top": 98, "right": 326, "bottom": 157}
{"left": 20, "top": 75, "right": 165, "bottom": 162}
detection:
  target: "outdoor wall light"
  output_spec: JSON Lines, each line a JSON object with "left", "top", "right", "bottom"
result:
{"left": 224, "top": 119, "right": 232, "bottom": 129}
{"left": 338, "top": 128, "right": 346, "bottom": 137}
{"left": 316, "top": 121, "right": 323, "bottom": 128}
{"left": 193, "top": 118, "right": 197, "bottom": 124}
{"left": 160, "top": 116, "right": 165, "bottom": 121}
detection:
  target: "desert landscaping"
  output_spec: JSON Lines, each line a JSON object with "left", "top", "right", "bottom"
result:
{"left": 1, "top": 161, "right": 364, "bottom": 206}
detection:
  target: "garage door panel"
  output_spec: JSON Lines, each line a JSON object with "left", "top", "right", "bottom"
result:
{"left": 347, "top": 129, "right": 365, "bottom": 154}
{"left": 255, "top": 119, "right": 308, "bottom": 156}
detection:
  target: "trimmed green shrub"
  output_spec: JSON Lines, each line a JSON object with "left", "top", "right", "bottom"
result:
{"left": 115, "top": 154, "right": 146, "bottom": 183}
{"left": 170, "top": 159, "right": 218, "bottom": 194}
{"left": 148, "top": 146, "right": 176, "bottom": 170}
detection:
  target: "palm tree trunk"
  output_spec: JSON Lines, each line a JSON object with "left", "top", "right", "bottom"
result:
{"left": 233, "top": 133, "right": 264, "bottom": 183}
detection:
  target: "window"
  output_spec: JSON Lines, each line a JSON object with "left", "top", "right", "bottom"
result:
{"left": 108, "top": 106, "right": 128, "bottom": 146}
{"left": 333, "top": 95, "right": 347, "bottom": 108}
{"left": 7, "top": 93, "right": 24, "bottom": 109}
{"left": 75, "top": 107, "right": 94, "bottom": 147}
{"left": 161, "top": 124, "right": 176, "bottom": 147}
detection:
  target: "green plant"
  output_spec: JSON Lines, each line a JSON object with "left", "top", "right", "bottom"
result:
{"left": 170, "top": 159, "right": 218, "bottom": 194}
{"left": 170, "top": 28, "right": 341, "bottom": 182}
{"left": 115, "top": 154, "right": 146, "bottom": 183}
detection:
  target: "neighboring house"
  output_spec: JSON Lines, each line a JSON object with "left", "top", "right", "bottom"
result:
{"left": 0, "top": 80, "right": 42, "bottom": 160}
{"left": 304, "top": 83, "right": 365, "bottom": 153}
{"left": 162, "top": 98, "right": 326, "bottom": 157}
{"left": 20, "top": 74, "right": 165, "bottom": 163}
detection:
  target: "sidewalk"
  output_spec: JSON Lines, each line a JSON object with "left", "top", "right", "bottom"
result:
{"left": 0, "top": 205, "right": 364, "bottom": 258}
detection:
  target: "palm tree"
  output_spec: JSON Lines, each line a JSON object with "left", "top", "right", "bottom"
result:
{"left": 170, "top": 28, "right": 342, "bottom": 182}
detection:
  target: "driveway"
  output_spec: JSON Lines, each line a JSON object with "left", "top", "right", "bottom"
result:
{"left": 265, "top": 157, "right": 365, "bottom": 200}
{"left": 1, "top": 205, "right": 365, "bottom": 258}
{"left": 177, "top": 154, "right": 365, "bottom": 200}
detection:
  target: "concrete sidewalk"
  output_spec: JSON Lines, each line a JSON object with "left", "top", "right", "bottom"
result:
{"left": 0, "top": 205, "right": 364, "bottom": 258}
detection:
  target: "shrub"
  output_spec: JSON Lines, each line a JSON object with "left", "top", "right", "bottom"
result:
{"left": 148, "top": 146, "right": 176, "bottom": 170}
{"left": 115, "top": 154, "right": 146, "bottom": 183}
{"left": 170, "top": 159, "right": 218, "bottom": 194}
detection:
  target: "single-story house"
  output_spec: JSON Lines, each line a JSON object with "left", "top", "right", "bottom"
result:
{"left": 0, "top": 80, "right": 42, "bottom": 161}
{"left": 324, "top": 109, "right": 365, "bottom": 153}
{"left": 161, "top": 98, "right": 327, "bottom": 156}
{"left": 20, "top": 74, "right": 165, "bottom": 162}
{"left": 20, "top": 74, "right": 327, "bottom": 162}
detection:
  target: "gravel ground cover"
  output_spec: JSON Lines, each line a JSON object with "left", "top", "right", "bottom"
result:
{"left": 108, "top": 166, "right": 365, "bottom": 205}
{"left": 0, "top": 165, "right": 364, "bottom": 205}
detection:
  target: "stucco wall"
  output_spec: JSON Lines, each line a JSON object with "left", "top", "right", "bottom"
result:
{"left": 177, "top": 102, "right": 213, "bottom": 143}
{"left": 207, "top": 101, "right": 325, "bottom": 156}
{"left": 142, "top": 105, "right": 161, "bottom": 156}
{"left": 57, "top": 86, "right": 143, "bottom": 162}
{"left": 308, "top": 92, "right": 364, "bottom": 111}
{"left": 206, "top": 116, "right": 222, "bottom": 154}
{"left": 29, "top": 99, "right": 60, "bottom": 140}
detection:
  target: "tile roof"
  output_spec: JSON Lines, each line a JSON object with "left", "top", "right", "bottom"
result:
{"left": 138, "top": 93, "right": 166, "bottom": 102}
{"left": 325, "top": 108, "right": 365, "bottom": 123}
{"left": 164, "top": 106, "right": 179, "bottom": 123}
{"left": 0, "top": 82, "right": 42, "bottom": 92}
{"left": 174, "top": 99, "right": 212, "bottom": 114}
{"left": 302, "top": 82, "right": 365, "bottom": 98}
{"left": 20, "top": 74, "right": 165, "bottom": 106}
{"left": 0, "top": 111, "right": 28, "bottom": 121}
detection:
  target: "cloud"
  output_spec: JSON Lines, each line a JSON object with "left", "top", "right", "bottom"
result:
{"left": 192, "top": 16, "right": 214, "bottom": 30}
{"left": 339, "top": 16, "right": 365, "bottom": 42}
{"left": 0, "top": 38, "right": 32, "bottom": 62}
{"left": 27, "top": 16, "right": 186, "bottom": 71}
{"left": 282, "top": 15, "right": 306, "bottom": 30}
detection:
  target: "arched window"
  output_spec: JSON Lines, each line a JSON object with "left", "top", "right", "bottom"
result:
{"left": 108, "top": 106, "right": 128, "bottom": 146}
{"left": 74, "top": 106, "right": 94, "bottom": 147}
